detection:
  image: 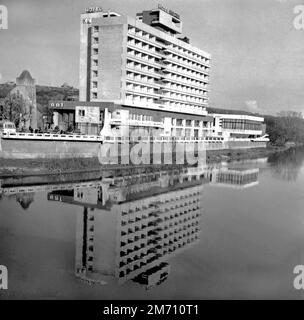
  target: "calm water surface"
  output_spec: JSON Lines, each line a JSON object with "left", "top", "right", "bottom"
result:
{"left": 1, "top": 147, "right": 304, "bottom": 299}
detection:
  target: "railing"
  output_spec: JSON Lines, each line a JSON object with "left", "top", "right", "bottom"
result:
{"left": 102, "top": 136, "right": 224, "bottom": 143}
{"left": 1, "top": 132, "right": 103, "bottom": 142}
{"left": 1, "top": 181, "right": 103, "bottom": 196}
{"left": 1, "top": 131, "right": 227, "bottom": 144}
{"left": 109, "top": 119, "right": 164, "bottom": 128}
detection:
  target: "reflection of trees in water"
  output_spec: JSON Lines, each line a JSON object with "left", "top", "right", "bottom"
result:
{"left": 15, "top": 193, "right": 35, "bottom": 210}
{"left": 268, "top": 147, "right": 304, "bottom": 181}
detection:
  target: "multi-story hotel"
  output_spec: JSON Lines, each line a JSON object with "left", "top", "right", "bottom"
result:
{"left": 71, "top": 5, "right": 213, "bottom": 138}
{"left": 80, "top": 6, "right": 210, "bottom": 110}
{"left": 0, "top": 5, "right": 269, "bottom": 159}
{"left": 49, "top": 5, "right": 268, "bottom": 147}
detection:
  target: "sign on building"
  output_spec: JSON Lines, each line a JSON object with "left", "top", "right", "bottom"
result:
{"left": 85, "top": 7, "right": 103, "bottom": 14}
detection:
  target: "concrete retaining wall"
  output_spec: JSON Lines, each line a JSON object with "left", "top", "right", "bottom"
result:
{"left": 0, "top": 138, "right": 267, "bottom": 159}
{"left": 227, "top": 141, "right": 267, "bottom": 149}
{"left": 0, "top": 139, "right": 101, "bottom": 159}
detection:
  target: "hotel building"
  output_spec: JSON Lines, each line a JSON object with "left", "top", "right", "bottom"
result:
{"left": 74, "top": 5, "right": 213, "bottom": 138}
{"left": 45, "top": 5, "right": 269, "bottom": 150}
{"left": 211, "top": 114, "right": 266, "bottom": 139}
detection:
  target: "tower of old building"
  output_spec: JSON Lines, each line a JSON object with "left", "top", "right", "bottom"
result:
{"left": 10, "top": 70, "right": 38, "bottom": 129}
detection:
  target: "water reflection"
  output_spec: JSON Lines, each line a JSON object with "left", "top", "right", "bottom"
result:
{"left": 0, "top": 164, "right": 261, "bottom": 291}
{"left": 209, "top": 167, "right": 259, "bottom": 189}
{"left": 48, "top": 167, "right": 207, "bottom": 289}
{"left": 268, "top": 146, "right": 304, "bottom": 181}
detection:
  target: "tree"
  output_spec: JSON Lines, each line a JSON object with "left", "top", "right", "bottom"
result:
{"left": 265, "top": 111, "right": 304, "bottom": 145}
{"left": 2, "top": 93, "right": 25, "bottom": 127}
{"left": 277, "top": 111, "right": 303, "bottom": 119}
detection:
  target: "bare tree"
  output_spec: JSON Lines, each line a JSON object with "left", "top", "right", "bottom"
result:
{"left": 2, "top": 93, "right": 25, "bottom": 126}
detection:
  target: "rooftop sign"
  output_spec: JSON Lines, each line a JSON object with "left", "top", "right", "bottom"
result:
{"left": 85, "top": 7, "right": 103, "bottom": 13}
{"left": 158, "top": 4, "right": 180, "bottom": 20}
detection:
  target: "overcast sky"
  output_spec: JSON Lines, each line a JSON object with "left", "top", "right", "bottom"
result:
{"left": 0, "top": 0, "right": 303, "bottom": 114}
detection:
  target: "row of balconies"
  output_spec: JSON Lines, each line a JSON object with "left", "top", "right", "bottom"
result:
{"left": 127, "top": 40, "right": 209, "bottom": 76}
{"left": 126, "top": 49, "right": 160, "bottom": 68}
{"left": 152, "top": 210, "right": 200, "bottom": 226}
{"left": 162, "top": 53, "right": 209, "bottom": 75}
{"left": 126, "top": 59, "right": 209, "bottom": 88}
{"left": 160, "top": 92, "right": 206, "bottom": 105}
{"left": 126, "top": 72, "right": 208, "bottom": 99}
{"left": 162, "top": 65, "right": 209, "bottom": 83}
{"left": 160, "top": 209, "right": 200, "bottom": 223}
{"left": 124, "top": 95, "right": 207, "bottom": 115}
{"left": 126, "top": 83, "right": 206, "bottom": 105}
{"left": 126, "top": 72, "right": 159, "bottom": 88}
{"left": 128, "top": 26, "right": 210, "bottom": 69}
{"left": 161, "top": 84, "right": 207, "bottom": 99}
{"left": 120, "top": 207, "right": 200, "bottom": 234}
{"left": 128, "top": 26, "right": 158, "bottom": 45}
{"left": 127, "top": 39, "right": 160, "bottom": 58}
{"left": 155, "top": 221, "right": 201, "bottom": 238}
{"left": 164, "top": 44, "right": 210, "bottom": 67}
{"left": 161, "top": 76, "right": 208, "bottom": 91}
{"left": 119, "top": 231, "right": 200, "bottom": 272}
{"left": 126, "top": 60, "right": 160, "bottom": 77}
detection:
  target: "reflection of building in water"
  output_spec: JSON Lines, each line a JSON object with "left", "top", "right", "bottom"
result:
{"left": 209, "top": 168, "right": 259, "bottom": 189}
{"left": 47, "top": 168, "right": 206, "bottom": 288}
{"left": 15, "top": 192, "right": 35, "bottom": 210}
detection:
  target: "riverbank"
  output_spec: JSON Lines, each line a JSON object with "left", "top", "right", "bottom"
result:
{"left": 206, "top": 144, "right": 292, "bottom": 163}
{"left": 0, "top": 145, "right": 293, "bottom": 177}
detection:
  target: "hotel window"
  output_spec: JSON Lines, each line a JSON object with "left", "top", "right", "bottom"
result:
{"left": 93, "top": 37, "right": 98, "bottom": 45}
{"left": 93, "top": 26, "right": 99, "bottom": 33}
{"left": 93, "top": 48, "right": 98, "bottom": 55}
{"left": 92, "top": 92, "right": 97, "bottom": 99}
{"left": 176, "top": 119, "right": 183, "bottom": 126}
{"left": 78, "top": 109, "right": 85, "bottom": 117}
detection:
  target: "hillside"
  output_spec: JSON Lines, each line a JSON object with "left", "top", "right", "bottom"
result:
{"left": 0, "top": 83, "right": 79, "bottom": 115}
{"left": 206, "top": 107, "right": 260, "bottom": 117}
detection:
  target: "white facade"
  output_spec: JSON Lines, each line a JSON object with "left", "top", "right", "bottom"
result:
{"left": 79, "top": 6, "right": 212, "bottom": 138}
{"left": 211, "top": 113, "right": 266, "bottom": 139}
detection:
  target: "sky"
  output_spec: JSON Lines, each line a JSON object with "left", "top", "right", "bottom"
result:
{"left": 0, "top": 0, "right": 304, "bottom": 115}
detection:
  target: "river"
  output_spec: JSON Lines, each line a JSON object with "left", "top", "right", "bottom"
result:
{"left": 0, "top": 147, "right": 304, "bottom": 299}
